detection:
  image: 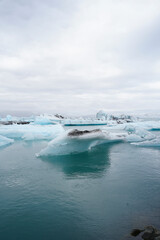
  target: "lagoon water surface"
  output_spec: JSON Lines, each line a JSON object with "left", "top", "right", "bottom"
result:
{"left": 0, "top": 132, "right": 160, "bottom": 240}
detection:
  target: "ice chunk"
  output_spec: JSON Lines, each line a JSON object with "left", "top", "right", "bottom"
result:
{"left": 0, "top": 124, "right": 64, "bottom": 140}
{"left": 96, "top": 110, "right": 136, "bottom": 123}
{"left": 96, "top": 110, "right": 108, "bottom": 119}
{"left": 104, "top": 120, "right": 160, "bottom": 131}
{"left": 34, "top": 117, "right": 53, "bottom": 125}
{"left": 125, "top": 126, "right": 155, "bottom": 142}
{"left": 37, "top": 129, "right": 127, "bottom": 156}
{"left": 34, "top": 114, "right": 63, "bottom": 125}
{"left": 0, "top": 135, "right": 14, "bottom": 147}
{"left": 132, "top": 138, "right": 160, "bottom": 147}
{"left": 129, "top": 121, "right": 160, "bottom": 131}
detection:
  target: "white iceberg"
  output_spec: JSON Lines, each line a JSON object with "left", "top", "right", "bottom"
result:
{"left": 132, "top": 138, "right": 160, "bottom": 147}
{"left": 37, "top": 129, "right": 127, "bottom": 156}
{"left": 124, "top": 126, "right": 155, "bottom": 142}
{"left": 34, "top": 116, "right": 54, "bottom": 125}
{"left": 37, "top": 123, "right": 159, "bottom": 156}
{"left": 0, "top": 124, "right": 64, "bottom": 140}
{"left": 96, "top": 110, "right": 108, "bottom": 120}
{"left": 129, "top": 121, "right": 160, "bottom": 131}
{"left": 34, "top": 114, "right": 63, "bottom": 125}
{"left": 0, "top": 135, "right": 14, "bottom": 147}
{"left": 103, "top": 119, "right": 160, "bottom": 131}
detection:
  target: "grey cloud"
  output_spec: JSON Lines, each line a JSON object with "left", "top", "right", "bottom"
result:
{"left": 0, "top": 0, "right": 160, "bottom": 115}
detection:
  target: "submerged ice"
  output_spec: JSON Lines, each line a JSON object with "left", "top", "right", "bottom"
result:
{"left": 0, "top": 135, "right": 14, "bottom": 147}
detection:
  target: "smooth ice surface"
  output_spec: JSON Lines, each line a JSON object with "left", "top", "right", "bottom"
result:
{"left": 0, "top": 124, "right": 64, "bottom": 140}
{"left": 0, "top": 135, "right": 14, "bottom": 147}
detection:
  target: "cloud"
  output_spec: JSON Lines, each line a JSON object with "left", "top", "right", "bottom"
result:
{"left": 0, "top": 0, "right": 160, "bottom": 115}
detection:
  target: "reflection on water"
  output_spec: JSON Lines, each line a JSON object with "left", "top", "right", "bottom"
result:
{"left": 39, "top": 143, "right": 117, "bottom": 179}
{"left": 0, "top": 145, "right": 10, "bottom": 150}
{"left": 0, "top": 138, "right": 160, "bottom": 240}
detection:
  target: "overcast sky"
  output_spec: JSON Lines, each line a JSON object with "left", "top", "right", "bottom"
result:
{"left": 0, "top": 0, "right": 160, "bottom": 115}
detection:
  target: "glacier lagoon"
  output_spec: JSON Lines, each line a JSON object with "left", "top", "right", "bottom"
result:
{"left": 0, "top": 120, "right": 160, "bottom": 240}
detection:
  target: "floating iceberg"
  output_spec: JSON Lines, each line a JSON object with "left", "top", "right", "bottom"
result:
{"left": 96, "top": 110, "right": 108, "bottom": 119}
{"left": 37, "top": 123, "right": 158, "bottom": 156}
{"left": 0, "top": 115, "right": 34, "bottom": 125}
{"left": 124, "top": 126, "right": 155, "bottom": 142}
{"left": 104, "top": 120, "right": 160, "bottom": 133}
{"left": 96, "top": 110, "right": 136, "bottom": 124}
{"left": 34, "top": 116, "right": 54, "bottom": 125}
{"left": 37, "top": 129, "right": 127, "bottom": 156}
{"left": 34, "top": 114, "right": 63, "bottom": 125}
{"left": 132, "top": 138, "right": 160, "bottom": 147}
{"left": 128, "top": 121, "right": 160, "bottom": 131}
{"left": 0, "top": 124, "right": 64, "bottom": 140}
{"left": 0, "top": 135, "right": 14, "bottom": 147}
{"left": 142, "top": 121, "right": 160, "bottom": 131}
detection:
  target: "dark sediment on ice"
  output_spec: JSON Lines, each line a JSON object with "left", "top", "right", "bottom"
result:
{"left": 68, "top": 129, "right": 101, "bottom": 137}
{"left": 0, "top": 121, "right": 30, "bottom": 125}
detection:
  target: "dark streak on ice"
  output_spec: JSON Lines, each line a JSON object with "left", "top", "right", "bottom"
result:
{"left": 68, "top": 129, "right": 101, "bottom": 137}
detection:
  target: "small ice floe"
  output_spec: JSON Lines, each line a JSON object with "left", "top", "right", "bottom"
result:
{"left": 34, "top": 114, "right": 64, "bottom": 125}
{"left": 0, "top": 135, "right": 14, "bottom": 147}
{"left": 34, "top": 117, "right": 53, "bottom": 125}
{"left": 131, "top": 137, "right": 160, "bottom": 147}
{"left": 37, "top": 129, "right": 127, "bottom": 156}
{"left": 0, "top": 124, "right": 64, "bottom": 140}
{"left": 128, "top": 121, "right": 160, "bottom": 131}
{"left": 0, "top": 114, "right": 35, "bottom": 125}
{"left": 124, "top": 126, "right": 155, "bottom": 143}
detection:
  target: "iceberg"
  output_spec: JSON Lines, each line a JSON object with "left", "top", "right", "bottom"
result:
{"left": 37, "top": 123, "right": 158, "bottom": 157}
{"left": 0, "top": 115, "right": 34, "bottom": 125}
{"left": 34, "top": 114, "right": 63, "bottom": 125}
{"left": 0, "top": 124, "right": 64, "bottom": 140}
{"left": 104, "top": 120, "right": 160, "bottom": 134}
{"left": 96, "top": 110, "right": 108, "bottom": 120}
{"left": 0, "top": 135, "right": 14, "bottom": 147}
{"left": 124, "top": 126, "right": 155, "bottom": 142}
{"left": 132, "top": 138, "right": 160, "bottom": 147}
{"left": 96, "top": 110, "right": 136, "bottom": 124}
{"left": 127, "top": 121, "right": 160, "bottom": 131}
{"left": 34, "top": 116, "right": 54, "bottom": 125}
{"left": 37, "top": 129, "right": 127, "bottom": 156}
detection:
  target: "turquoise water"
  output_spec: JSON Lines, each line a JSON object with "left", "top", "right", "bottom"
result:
{"left": 0, "top": 133, "right": 160, "bottom": 240}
